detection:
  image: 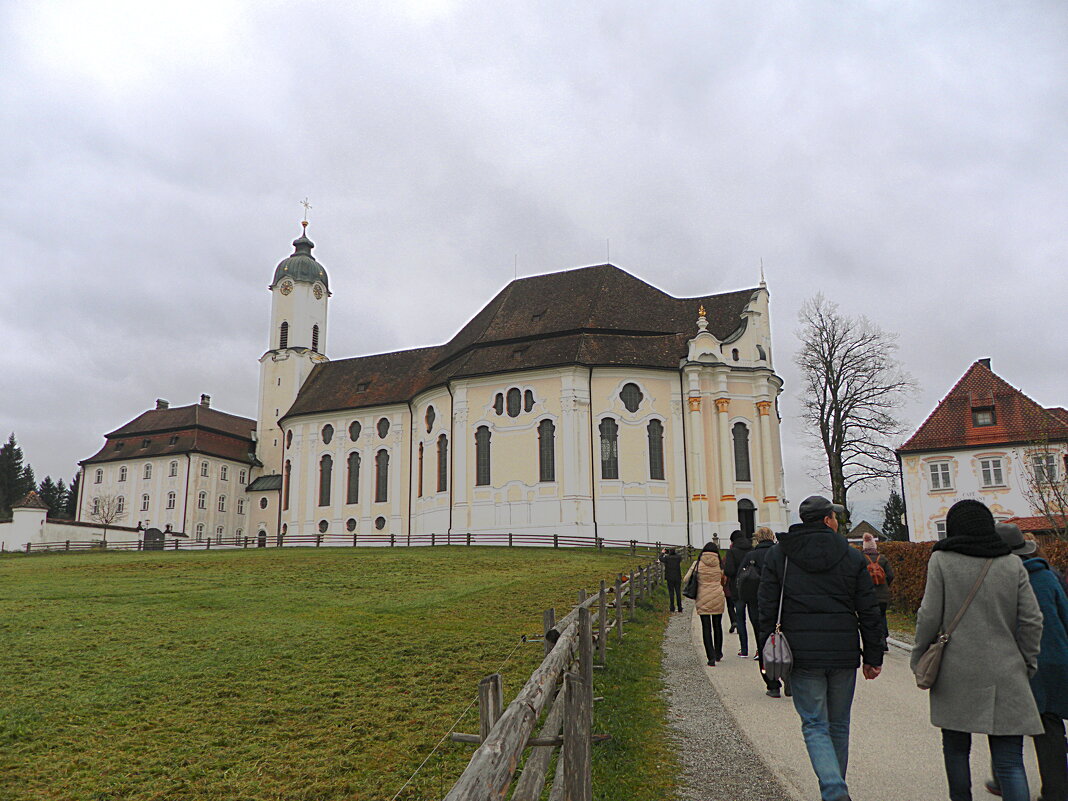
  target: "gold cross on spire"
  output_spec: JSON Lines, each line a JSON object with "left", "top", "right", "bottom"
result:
{"left": 300, "top": 197, "right": 312, "bottom": 223}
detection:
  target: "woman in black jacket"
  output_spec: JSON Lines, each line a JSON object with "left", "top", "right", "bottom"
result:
{"left": 737, "top": 527, "right": 785, "bottom": 696}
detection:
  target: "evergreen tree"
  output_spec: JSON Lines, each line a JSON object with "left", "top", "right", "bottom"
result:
{"left": 64, "top": 473, "right": 80, "bottom": 519}
{"left": 55, "top": 478, "right": 70, "bottom": 519}
{"left": 0, "top": 433, "right": 27, "bottom": 518}
{"left": 881, "top": 489, "right": 909, "bottom": 541}
{"left": 37, "top": 476, "right": 62, "bottom": 515}
{"left": 20, "top": 464, "right": 36, "bottom": 498}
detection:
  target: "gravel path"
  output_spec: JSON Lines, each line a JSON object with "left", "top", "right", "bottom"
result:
{"left": 660, "top": 601, "right": 794, "bottom": 801}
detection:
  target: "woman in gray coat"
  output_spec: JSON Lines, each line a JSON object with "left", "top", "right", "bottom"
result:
{"left": 911, "top": 500, "right": 1044, "bottom": 801}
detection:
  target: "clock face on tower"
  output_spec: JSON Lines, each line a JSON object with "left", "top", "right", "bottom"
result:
{"left": 280, "top": 280, "right": 293, "bottom": 296}
{"left": 313, "top": 284, "right": 324, "bottom": 300}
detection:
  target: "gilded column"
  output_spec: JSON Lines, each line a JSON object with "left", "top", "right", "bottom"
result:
{"left": 757, "top": 401, "right": 777, "bottom": 503}
{"left": 716, "top": 397, "right": 734, "bottom": 503}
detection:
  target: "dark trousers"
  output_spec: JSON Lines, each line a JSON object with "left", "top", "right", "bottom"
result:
{"left": 988, "top": 713, "right": 1068, "bottom": 801}
{"left": 699, "top": 614, "right": 723, "bottom": 664}
{"left": 943, "top": 729, "right": 1029, "bottom": 801}
{"left": 725, "top": 595, "right": 737, "bottom": 628}
{"left": 745, "top": 598, "right": 780, "bottom": 690}
{"left": 667, "top": 579, "right": 682, "bottom": 611}
{"left": 878, "top": 601, "right": 889, "bottom": 643}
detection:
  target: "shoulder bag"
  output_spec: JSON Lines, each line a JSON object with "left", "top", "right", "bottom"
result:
{"left": 913, "top": 558, "right": 993, "bottom": 690}
{"left": 682, "top": 556, "right": 700, "bottom": 599}
{"left": 761, "top": 557, "right": 793, "bottom": 682}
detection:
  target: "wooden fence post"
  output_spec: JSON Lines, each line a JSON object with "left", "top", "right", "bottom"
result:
{"left": 628, "top": 570, "right": 635, "bottom": 621}
{"left": 25, "top": 542, "right": 30, "bottom": 553}
{"left": 352, "top": 532, "right": 358, "bottom": 547}
{"left": 597, "top": 581, "right": 607, "bottom": 664}
{"left": 431, "top": 532, "right": 435, "bottom": 547}
{"left": 614, "top": 577, "right": 624, "bottom": 640}
{"left": 543, "top": 607, "right": 556, "bottom": 657}
{"left": 509, "top": 532, "right": 513, "bottom": 547}
{"left": 578, "top": 606, "right": 593, "bottom": 695}
{"left": 390, "top": 533, "right": 395, "bottom": 547}
{"left": 65, "top": 540, "right": 70, "bottom": 551}
{"left": 562, "top": 672, "right": 592, "bottom": 801}
{"left": 467, "top": 533, "right": 472, "bottom": 546}
{"left": 553, "top": 532, "right": 559, "bottom": 548}
{"left": 478, "top": 673, "right": 504, "bottom": 742}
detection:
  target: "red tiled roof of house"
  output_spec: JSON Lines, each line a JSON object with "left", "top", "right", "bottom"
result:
{"left": 898, "top": 361, "right": 1068, "bottom": 453}
{"left": 1002, "top": 514, "right": 1068, "bottom": 534}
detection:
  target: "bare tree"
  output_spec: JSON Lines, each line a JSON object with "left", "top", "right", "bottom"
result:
{"left": 88, "top": 493, "right": 126, "bottom": 543}
{"left": 1017, "top": 432, "right": 1068, "bottom": 539}
{"left": 795, "top": 295, "right": 916, "bottom": 526}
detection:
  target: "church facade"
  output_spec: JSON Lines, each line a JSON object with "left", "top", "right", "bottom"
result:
{"left": 77, "top": 224, "right": 789, "bottom": 547}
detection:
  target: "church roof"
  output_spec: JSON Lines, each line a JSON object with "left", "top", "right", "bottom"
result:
{"left": 12, "top": 490, "right": 50, "bottom": 510}
{"left": 283, "top": 264, "right": 762, "bottom": 421}
{"left": 898, "top": 360, "right": 1068, "bottom": 454}
{"left": 81, "top": 402, "right": 257, "bottom": 465}
{"left": 271, "top": 229, "right": 329, "bottom": 290}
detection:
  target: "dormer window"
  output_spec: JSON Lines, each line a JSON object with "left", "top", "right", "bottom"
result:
{"left": 142, "top": 439, "right": 151, "bottom": 449}
{"left": 972, "top": 407, "right": 996, "bottom": 427}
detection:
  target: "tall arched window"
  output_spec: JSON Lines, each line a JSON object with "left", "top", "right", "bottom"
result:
{"left": 475, "top": 426, "right": 491, "bottom": 486}
{"left": 119, "top": 466, "right": 127, "bottom": 482}
{"left": 312, "top": 324, "right": 320, "bottom": 352}
{"left": 166, "top": 491, "right": 175, "bottom": 509}
{"left": 437, "top": 434, "right": 448, "bottom": 492}
{"left": 116, "top": 496, "right": 125, "bottom": 514}
{"left": 283, "top": 460, "right": 291, "bottom": 510}
{"left": 197, "top": 491, "right": 207, "bottom": 510}
{"left": 599, "top": 418, "right": 619, "bottom": 480}
{"left": 375, "top": 450, "right": 389, "bottom": 502}
{"left": 217, "top": 495, "right": 226, "bottom": 512}
{"left": 417, "top": 442, "right": 424, "bottom": 497}
{"left": 346, "top": 452, "right": 360, "bottom": 504}
{"left": 506, "top": 388, "right": 521, "bottom": 418}
{"left": 648, "top": 419, "right": 665, "bottom": 480}
{"left": 139, "top": 494, "right": 148, "bottom": 511}
{"left": 279, "top": 321, "right": 289, "bottom": 348}
{"left": 732, "top": 422, "right": 751, "bottom": 482}
{"left": 319, "top": 454, "right": 332, "bottom": 506}
{"left": 143, "top": 464, "right": 152, "bottom": 480}
{"left": 169, "top": 460, "right": 178, "bottom": 477}
{"left": 538, "top": 419, "right": 556, "bottom": 482}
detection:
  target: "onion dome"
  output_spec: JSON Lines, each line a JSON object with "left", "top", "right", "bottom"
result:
{"left": 271, "top": 222, "right": 329, "bottom": 290}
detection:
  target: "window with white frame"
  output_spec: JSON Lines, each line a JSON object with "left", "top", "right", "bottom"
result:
{"left": 935, "top": 520, "right": 947, "bottom": 539}
{"left": 218, "top": 495, "right": 226, "bottom": 512}
{"left": 216, "top": 526, "right": 224, "bottom": 540}
{"left": 169, "top": 460, "right": 178, "bottom": 477}
{"left": 95, "top": 469, "right": 103, "bottom": 484}
{"left": 980, "top": 458, "right": 1004, "bottom": 487}
{"left": 92, "top": 497, "right": 100, "bottom": 515}
{"left": 166, "top": 491, "right": 175, "bottom": 510}
{"left": 220, "top": 466, "right": 228, "bottom": 481}
{"left": 1032, "top": 452, "right": 1057, "bottom": 484}
{"left": 198, "top": 491, "right": 207, "bottom": 510}
{"left": 119, "top": 466, "right": 127, "bottom": 482}
{"left": 143, "top": 464, "right": 152, "bottom": 480}
{"left": 116, "top": 496, "right": 125, "bottom": 514}
{"left": 237, "top": 498, "right": 245, "bottom": 515}
{"left": 196, "top": 523, "right": 204, "bottom": 541}
{"left": 929, "top": 462, "right": 952, "bottom": 490}
{"left": 200, "top": 461, "right": 209, "bottom": 477}
{"left": 238, "top": 469, "right": 246, "bottom": 484}
{"left": 141, "top": 494, "right": 149, "bottom": 512}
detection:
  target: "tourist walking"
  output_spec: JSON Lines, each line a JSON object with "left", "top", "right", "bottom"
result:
{"left": 660, "top": 547, "right": 685, "bottom": 613}
{"left": 861, "top": 532, "right": 894, "bottom": 649}
{"left": 910, "top": 500, "right": 1044, "bottom": 801}
{"left": 983, "top": 523, "right": 1068, "bottom": 801}
{"left": 684, "top": 542, "right": 727, "bottom": 666}
{"left": 758, "top": 495, "right": 884, "bottom": 801}
{"left": 724, "top": 529, "right": 754, "bottom": 656}
{"left": 737, "top": 526, "right": 786, "bottom": 696}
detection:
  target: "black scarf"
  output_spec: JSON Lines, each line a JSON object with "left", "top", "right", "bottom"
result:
{"left": 932, "top": 531, "right": 1011, "bottom": 558}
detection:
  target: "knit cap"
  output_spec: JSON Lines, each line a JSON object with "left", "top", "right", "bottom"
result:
{"left": 862, "top": 532, "right": 878, "bottom": 554}
{"left": 945, "top": 499, "right": 995, "bottom": 539}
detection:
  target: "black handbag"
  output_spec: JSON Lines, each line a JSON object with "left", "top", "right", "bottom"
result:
{"left": 682, "top": 557, "right": 700, "bottom": 599}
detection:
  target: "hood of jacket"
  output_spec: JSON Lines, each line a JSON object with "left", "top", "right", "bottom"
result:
{"left": 779, "top": 521, "right": 850, "bottom": 573}
{"left": 753, "top": 539, "right": 775, "bottom": 552}
{"left": 729, "top": 530, "right": 753, "bottom": 550}
{"left": 1023, "top": 557, "right": 1051, "bottom": 575}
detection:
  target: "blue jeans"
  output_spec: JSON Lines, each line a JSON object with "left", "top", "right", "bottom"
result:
{"left": 790, "top": 667, "right": 857, "bottom": 801}
{"left": 942, "top": 729, "right": 1029, "bottom": 801}
{"left": 734, "top": 597, "right": 749, "bottom": 654}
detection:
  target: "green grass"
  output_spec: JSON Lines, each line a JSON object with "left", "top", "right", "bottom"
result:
{"left": 886, "top": 607, "right": 917, "bottom": 641}
{"left": 0, "top": 546, "right": 677, "bottom": 801}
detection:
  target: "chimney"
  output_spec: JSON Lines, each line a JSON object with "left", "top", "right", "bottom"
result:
{"left": 156, "top": 399, "right": 169, "bottom": 410}
{"left": 200, "top": 394, "right": 211, "bottom": 407}
{"left": 978, "top": 358, "right": 991, "bottom": 370}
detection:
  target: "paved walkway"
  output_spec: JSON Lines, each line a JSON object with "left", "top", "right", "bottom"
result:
{"left": 665, "top": 599, "right": 1044, "bottom": 801}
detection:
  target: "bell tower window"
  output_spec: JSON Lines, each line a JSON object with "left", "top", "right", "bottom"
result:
{"left": 312, "top": 324, "right": 320, "bottom": 353}
{"left": 279, "top": 321, "right": 289, "bottom": 349}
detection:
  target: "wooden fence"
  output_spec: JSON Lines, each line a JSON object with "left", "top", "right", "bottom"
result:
{"left": 443, "top": 558, "right": 665, "bottom": 801}
{"left": 13, "top": 530, "right": 686, "bottom": 558}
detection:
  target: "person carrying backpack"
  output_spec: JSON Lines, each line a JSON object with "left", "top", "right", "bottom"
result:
{"left": 737, "top": 527, "right": 785, "bottom": 696}
{"left": 723, "top": 529, "right": 755, "bottom": 656}
{"left": 861, "top": 532, "right": 894, "bottom": 650}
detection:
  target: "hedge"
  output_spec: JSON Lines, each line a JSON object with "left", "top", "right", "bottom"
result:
{"left": 876, "top": 539, "right": 1068, "bottom": 613}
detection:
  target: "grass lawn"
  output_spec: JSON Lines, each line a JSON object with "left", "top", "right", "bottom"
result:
{"left": 886, "top": 607, "right": 917, "bottom": 643}
{"left": 0, "top": 546, "right": 675, "bottom": 801}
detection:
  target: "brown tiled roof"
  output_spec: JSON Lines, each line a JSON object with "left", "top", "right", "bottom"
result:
{"left": 282, "top": 264, "right": 761, "bottom": 422}
{"left": 899, "top": 361, "right": 1068, "bottom": 453}
{"left": 12, "top": 491, "right": 50, "bottom": 510}
{"left": 1002, "top": 514, "right": 1068, "bottom": 534}
{"left": 82, "top": 403, "right": 256, "bottom": 466}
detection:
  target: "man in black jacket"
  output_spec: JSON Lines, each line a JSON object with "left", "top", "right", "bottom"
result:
{"left": 757, "top": 495, "right": 884, "bottom": 801}
{"left": 723, "top": 529, "right": 754, "bottom": 654}
{"left": 659, "top": 547, "right": 684, "bottom": 612}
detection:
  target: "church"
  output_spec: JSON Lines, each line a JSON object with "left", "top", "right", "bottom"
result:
{"left": 75, "top": 223, "right": 789, "bottom": 548}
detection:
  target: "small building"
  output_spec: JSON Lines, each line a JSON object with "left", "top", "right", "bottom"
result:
{"left": 897, "top": 359, "right": 1068, "bottom": 541}
{"left": 0, "top": 490, "right": 140, "bottom": 552}
{"left": 849, "top": 520, "right": 882, "bottom": 541}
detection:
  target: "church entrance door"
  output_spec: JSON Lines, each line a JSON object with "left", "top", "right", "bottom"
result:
{"left": 737, "top": 499, "right": 755, "bottom": 537}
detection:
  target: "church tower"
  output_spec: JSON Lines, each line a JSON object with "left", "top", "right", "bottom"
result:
{"left": 256, "top": 221, "right": 330, "bottom": 474}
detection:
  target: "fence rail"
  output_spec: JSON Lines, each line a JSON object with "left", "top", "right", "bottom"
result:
{"left": 13, "top": 530, "right": 686, "bottom": 557}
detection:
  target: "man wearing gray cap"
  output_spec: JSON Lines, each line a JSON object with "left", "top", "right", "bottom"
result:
{"left": 758, "top": 495, "right": 885, "bottom": 801}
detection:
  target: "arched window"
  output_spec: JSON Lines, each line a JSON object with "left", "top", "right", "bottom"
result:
{"left": 279, "top": 321, "right": 289, "bottom": 349}
{"left": 620, "top": 383, "right": 644, "bottom": 413}
{"left": 524, "top": 390, "right": 535, "bottom": 412}
{"left": 475, "top": 426, "right": 491, "bottom": 486}
{"left": 169, "top": 460, "right": 178, "bottom": 477}
{"left": 417, "top": 442, "right": 424, "bottom": 497}
{"left": 119, "top": 466, "right": 127, "bottom": 482}
{"left": 599, "top": 418, "right": 619, "bottom": 480}
{"left": 238, "top": 469, "right": 246, "bottom": 484}
{"left": 166, "top": 491, "right": 176, "bottom": 509}
{"left": 506, "top": 388, "right": 521, "bottom": 418}
{"left": 733, "top": 422, "right": 751, "bottom": 482}
{"left": 538, "top": 419, "right": 556, "bottom": 482}
{"left": 221, "top": 465, "right": 229, "bottom": 480}
{"left": 92, "top": 497, "right": 100, "bottom": 515}
{"left": 319, "top": 455, "right": 332, "bottom": 506}
{"left": 116, "top": 496, "right": 125, "bottom": 514}
{"left": 196, "top": 523, "right": 204, "bottom": 541}
{"left": 198, "top": 491, "right": 207, "bottom": 510}
{"left": 732, "top": 348, "right": 740, "bottom": 361}
{"left": 648, "top": 419, "right": 665, "bottom": 480}
{"left": 377, "top": 418, "right": 390, "bottom": 439}
{"left": 95, "top": 468, "right": 102, "bottom": 484}
{"left": 201, "top": 461, "right": 209, "bottom": 477}
{"left": 216, "top": 526, "right": 224, "bottom": 542}
{"left": 348, "top": 421, "right": 361, "bottom": 441}
{"left": 311, "top": 324, "right": 320, "bottom": 353}
{"left": 493, "top": 393, "right": 504, "bottom": 415}
{"left": 237, "top": 498, "right": 244, "bottom": 514}
{"left": 756, "top": 344, "right": 767, "bottom": 361}
{"left": 321, "top": 424, "right": 333, "bottom": 444}
{"left": 217, "top": 495, "right": 226, "bottom": 512}
{"left": 437, "top": 434, "right": 448, "bottom": 492}
{"left": 347, "top": 452, "right": 360, "bottom": 504}
{"left": 375, "top": 450, "right": 389, "bottom": 503}
{"left": 425, "top": 406, "right": 436, "bottom": 433}
{"left": 737, "top": 498, "right": 756, "bottom": 536}
{"left": 143, "top": 464, "right": 152, "bottom": 480}
{"left": 142, "top": 494, "right": 150, "bottom": 512}
{"left": 283, "top": 460, "right": 291, "bottom": 511}
{"left": 286, "top": 430, "right": 293, "bottom": 449}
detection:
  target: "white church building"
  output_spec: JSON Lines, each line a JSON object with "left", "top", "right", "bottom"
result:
{"left": 68, "top": 223, "right": 789, "bottom": 548}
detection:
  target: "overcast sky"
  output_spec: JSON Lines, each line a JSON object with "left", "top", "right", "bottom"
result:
{"left": 2, "top": 1, "right": 1066, "bottom": 524}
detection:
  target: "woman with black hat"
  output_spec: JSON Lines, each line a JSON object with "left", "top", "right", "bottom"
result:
{"left": 911, "top": 500, "right": 1044, "bottom": 801}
